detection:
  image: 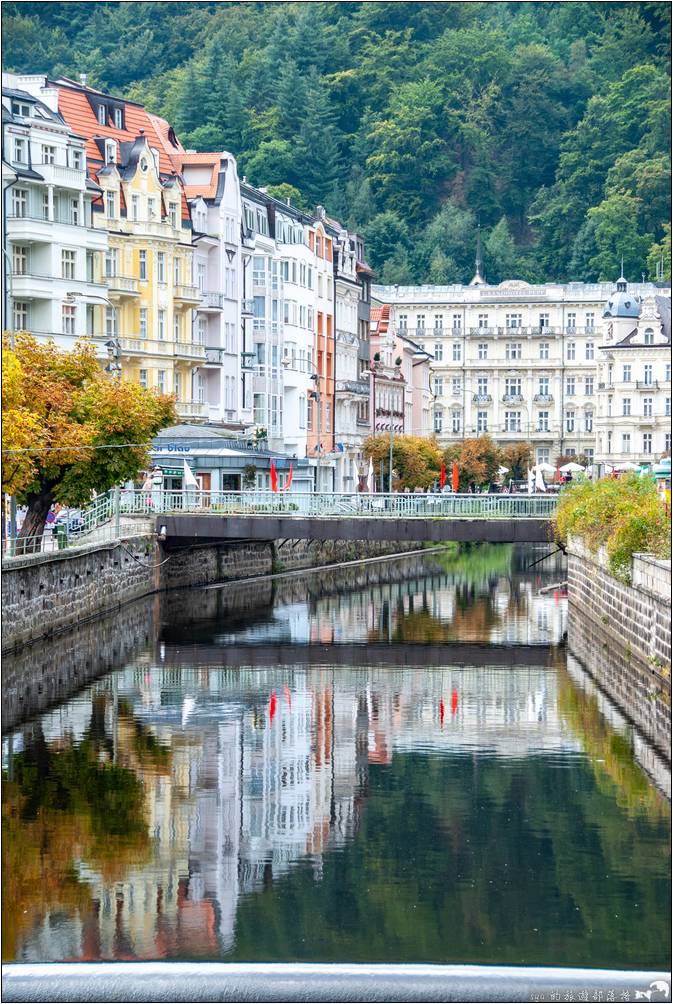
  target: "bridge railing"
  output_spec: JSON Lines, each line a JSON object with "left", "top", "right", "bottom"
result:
{"left": 119, "top": 490, "right": 558, "bottom": 519}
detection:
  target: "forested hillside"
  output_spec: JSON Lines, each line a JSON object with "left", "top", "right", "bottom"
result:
{"left": 3, "top": 2, "right": 671, "bottom": 283}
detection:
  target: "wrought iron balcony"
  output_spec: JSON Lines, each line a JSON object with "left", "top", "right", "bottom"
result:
{"left": 472, "top": 394, "right": 492, "bottom": 404}
{"left": 533, "top": 393, "right": 554, "bottom": 403}
{"left": 336, "top": 379, "right": 370, "bottom": 396}
{"left": 502, "top": 393, "right": 524, "bottom": 403}
{"left": 199, "top": 291, "right": 224, "bottom": 310}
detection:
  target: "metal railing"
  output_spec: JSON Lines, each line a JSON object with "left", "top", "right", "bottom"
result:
{"left": 116, "top": 489, "right": 559, "bottom": 519}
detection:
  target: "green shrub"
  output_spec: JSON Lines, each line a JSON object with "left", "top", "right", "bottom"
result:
{"left": 554, "top": 473, "right": 670, "bottom": 582}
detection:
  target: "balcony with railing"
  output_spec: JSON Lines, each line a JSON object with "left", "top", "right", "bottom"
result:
{"left": 36, "top": 162, "right": 87, "bottom": 190}
{"left": 533, "top": 393, "right": 554, "bottom": 403}
{"left": 204, "top": 347, "right": 225, "bottom": 366}
{"left": 174, "top": 340, "right": 206, "bottom": 362}
{"left": 472, "top": 394, "right": 493, "bottom": 404}
{"left": 199, "top": 291, "right": 224, "bottom": 311}
{"left": 636, "top": 380, "right": 659, "bottom": 390}
{"left": 502, "top": 393, "right": 524, "bottom": 403}
{"left": 242, "top": 298, "right": 254, "bottom": 317}
{"left": 119, "top": 337, "right": 173, "bottom": 357}
{"left": 336, "top": 379, "right": 370, "bottom": 396}
{"left": 104, "top": 274, "right": 139, "bottom": 297}
{"left": 176, "top": 400, "right": 208, "bottom": 420}
{"left": 174, "top": 283, "right": 202, "bottom": 305}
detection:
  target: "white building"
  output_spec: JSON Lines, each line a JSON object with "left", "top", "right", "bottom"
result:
{"left": 596, "top": 282, "right": 671, "bottom": 467}
{"left": 374, "top": 271, "right": 670, "bottom": 467}
{"left": 177, "top": 151, "right": 250, "bottom": 430}
{"left": 2, "top": 81, "right": 108, "bottom": 352}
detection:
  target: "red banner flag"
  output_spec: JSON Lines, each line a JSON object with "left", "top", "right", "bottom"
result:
{"left": 440, "top": 462, "right": 446, "bottom": 489}
{"left": 452, "top": 462, "right": 459, "bottom": 492}
{"left": 270, "top": 461, "right": 278, "bottom": 492}
{"left": 555, "top": 467, "right": 560, "bottom": 483}
{"left": 284, "top": 464, "right": 293, "bottom": 491}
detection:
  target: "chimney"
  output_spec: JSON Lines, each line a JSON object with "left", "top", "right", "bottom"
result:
{"left": 79, "top": 73, "right": 88, "bottom": 87}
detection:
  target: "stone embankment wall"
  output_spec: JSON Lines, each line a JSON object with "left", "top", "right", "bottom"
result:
{"left": 566, "top": 537, "right": 671, "bottom": 758}
{"left": 2, "top": 535, "right": 420, "bottom": 653}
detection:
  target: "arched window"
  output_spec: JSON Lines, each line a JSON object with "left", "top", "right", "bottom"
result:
{"left": 644, "top": 327, "right": 654, "bottom": 345}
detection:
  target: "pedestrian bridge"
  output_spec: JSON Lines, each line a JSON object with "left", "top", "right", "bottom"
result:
{"left": 116, "top": 491, "right": 558, "bottom": 546}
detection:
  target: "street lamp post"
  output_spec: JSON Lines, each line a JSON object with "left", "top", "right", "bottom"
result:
{"left": 65, "top": 291, "right": 121, "bottom": 378}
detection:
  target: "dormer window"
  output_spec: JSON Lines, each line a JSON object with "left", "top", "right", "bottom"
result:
{"left": 644, "top": 328, "right": 654, "bottom": 345}
{"left": 11, "top": 101, "right": 31, "bottom": 118}
{"left": 97, "top": 104, "right": 107, "bottom": 126}
{"left": 105, "top": 140, "right": 117, "bottom": 165}
{"left": 112, "top": 107, "right": 123, "bottom": 129}
{"left": 169, "top": 203, "right": 178, "bottom": 228}
{"left": 71, "top": 149, "right": 83, "bottom": 170}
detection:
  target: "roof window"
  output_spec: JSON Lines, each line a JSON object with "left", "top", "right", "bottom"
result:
{"left": 105, "top": 139, "right": 117, "bottom": 165}
{"left": 112, "top": 107, "right": 123, "bottom": 129}
{"left": 97, "top": 104, "right": 107, "bottom": 126}
{"left": 11, "top": 101, "right": 31, "bottom": 118}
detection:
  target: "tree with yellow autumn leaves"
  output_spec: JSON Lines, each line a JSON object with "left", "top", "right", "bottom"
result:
{"left": 2, "top": 334, "right": 176, "bottom": 547}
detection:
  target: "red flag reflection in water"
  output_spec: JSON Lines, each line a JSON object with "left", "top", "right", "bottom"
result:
{"left": 451, "top": 689, "right": 459, "bottom": 715}
{"left": 439, "top": 699, "right": 445, "bottom": 725}
{"left": 269, "top": 691, "right": 277, "bottom": 723}
{"left": 283, "top": 685, "right": 292, "bottom": 709}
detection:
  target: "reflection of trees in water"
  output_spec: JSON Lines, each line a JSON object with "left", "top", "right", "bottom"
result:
{"left": 557, "top": 664, "right": 669, "bottom": 821}
{"left": 2, "top": 697, "right": 171, "bottom": 961}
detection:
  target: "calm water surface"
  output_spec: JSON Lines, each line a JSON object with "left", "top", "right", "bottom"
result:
{"left": 2, "top": 544, "right": 670, "bottom": 967}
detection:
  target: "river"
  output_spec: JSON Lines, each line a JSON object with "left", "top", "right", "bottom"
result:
{"left": 2, "top": 543, "right": 670, "bottom": 968}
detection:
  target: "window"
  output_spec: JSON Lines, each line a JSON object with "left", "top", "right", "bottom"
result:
{"left": 97, "top": 104, "right": 107, "bottom": 125}
{"left": 585, "top": 376, "right": 594, "bottom": 396}
{"left": 565, "top": 410, "right": 575, "bottom": 433}
{"left": 505, "top": 411, "right": 521, "bottom": 433}
{"left": 505, "top": 377, "right": 521, "bottom": 397}
{"left": 539, "top": 342, "right": 549, "bottom": 360}
{"left": 11, "top": 101, "right": 31, "bottom": 118}
{"left": 622, "top": 364, "right": 631, "bottom": 382}
{"left": 585, "top": 313, "right": 595, "bottom": 332}
{"left": 565, "top": 376, "right": 575, "bottom": 396}
{"left": 42, "top": 192, "right": 49, "bottom": 220}
{"left": 666, "top": 397, "right": 671, "bottom": 418}
{"left": 139, "top": 250, "right": 147, "bottom": 281}
{"left": 505, "top": 313, "right": 522, "bottom": 329}
{"left": 70, "top": 199, "right": 79, "bottom": 225}
{"left": 434, "top": 343, "right": 443, "bottom": 362}
{"left": 537, "top": 448, "right": 551, "bottom": 465}
{"left": 434, "top": 314, "right": 443, "bottom": 330}
{"left": 105, "top": 306, "right": 117, "bottom": 337}
{"left": 113, "top": 107, "right": 123, "bottom": 129}
{"left": 104, "top": 248, "right": 117, "bottom": 278}
{"left": 643, "top": 364, "right": 653, "bottom": 385}
{"left": 42, "top": 145, "right": 56, "bottom": 165}
{"left": 105, "top": 140, "right": 116, "bottom": 165}
{"left": 131, "top": 194, "right": 139, "bottom": 222}
{"left": 157, "top": 370, "right": 166, "bottom": 394}
{"left": 537, "top": 411, "right": 549, "bottom": 432}
{"left": 586, "top": 341, "right": 594, "bottom": 360}
{"left": 169, "top": 204, "right": 178, "bottom": 228}
{"left": 643, "top": 397, "right": 653, "bottom": 417}
{"left": 585, "top": 448, "right": 594, "bottom": 463}
{"left": 106, "top": 191, "right": 116, "bottom": 218}
{"left": 451, "top": 412, "right": 461, "bottom": 434}
{"left": 538, "top": 377, "right": 549, "bottom": 396}
{"left": 608, "top": 396, "right": 613, "bottom": 417}
{"left": 148, "top": 197, "right": 157, "bottom": 221}
{"left": 477, "top": 411, "right": 488, "bottom": 433}
{"left": 158, "top": 310, "right": 165, "bottom": 340}
{"left": 584, "top": 411, "right": 593, "bottom": 433}
{"left": 398, "top": 314, "right": 407, "bottom": 331}
{"left": 621, "top": 433, "right": 631, "bottom": 454}
{"left": 61, "top": 249, "right": 76, "bottom": 280}
{"left": 666, "top": 433, "right": 672, "bottom": 453}
{"left": 416, "top": 314, "right": 425, "bottom": 333}
{"left": 140, "top": 308, "right": 148, "bottom": 339}
{"left": 477, "top": 377, "right": 488, "bottom": 396}
{"left": 478, "top": 342, "right": 488, "bottom": 360}
{"left": 11, "top": 189, "right": 27, "bottom": 217}
{"left": 452, "top": 342, "right": 461, "bottom": 361}
{"left": 174, "top": 256, "right": 180, "bottom": 285}
{"left": 139, "top": 369, "right": 148, "bottom": 389}
{"left": 174, "top": 373, "right": 181, "bottom": 398}
{"left": 566, "top": 313, "right": 576, "bottom": 332}
{"left": 506, "top": 342, "right": 521, "bottom": 360}
{"left": 157, "top": 252, "right": 165, "bottom": 283}
{"left": 566, "top": 341, "right": 576, "bottom": 361}
{"left": 452, "top": 314, "right": 461, "bottom": 331}
{"left": 622, "top": 397, "right": 631, "bottom": 416}
{"left": 451, "top": 376, "right": 461, "bottom": 396}
{"left": 13, "top": 138, "right": 27, "bottom": 164}
{"left": 62, "top": 304, "right": 76, "bottom": 335}
{"left": 478, "top": 314, "right": 488, "bottom": 329}
{"left": 433, "top": 409, "right": 443, "bottom": 434}
{"left": 433, "top": 376, "right": 443, "bottom": 397}
{"left": 174, "top": 315, "right": 181, "bottom": 341}
{"left": 299, "top": 394, "right": 306, "bottom": 429}
{"left": 12, "top": 245, "right": 28, "bottom": 276}
{"left": 666, "top": 364, "right": 671, "bottom": 382}
{"left": 306, "top": 396, "right": 313, "bottom": 431}
{"left": 13, "top": 301, "right": 28, "bottom": 329}
{"left": 643, "top": 328, "right": 654, "bottom": 345}
{"left": 539, "top": 313, "right": 549, "bottom": 329}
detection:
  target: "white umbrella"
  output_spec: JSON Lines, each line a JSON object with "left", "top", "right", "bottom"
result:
{"left": 613, "top": 461, "right": 640, "bottom": 471}
{"left": 183, "top": 459, "right": 198, "bottom": 488}
{"left": 559, "top": 462, "right": 585, "bottom": 473}
{"left": 533, "top": 462, "right": 556, "bottom": 473}
{"left": 535, "top": 466, "right": 547, "bottom": 493}
{"left": 527, "top": 468, "right": 534, "bottom": 495}
{"left": 497, "top": 466, "right": 509, "bottom": 475}
{"left": 368, "top": 456, "right": 374, "bottom": 493}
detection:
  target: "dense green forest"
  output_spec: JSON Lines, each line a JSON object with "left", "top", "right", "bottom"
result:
{"left": 3, "top": 2, "right": 671, "bottom": 283}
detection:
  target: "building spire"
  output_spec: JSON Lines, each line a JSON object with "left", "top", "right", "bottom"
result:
{"left": 468, "top": 223, "right": 485, "bottom": 287}
{"left": 616, "top": 256, "right": 627, "bottom": 291}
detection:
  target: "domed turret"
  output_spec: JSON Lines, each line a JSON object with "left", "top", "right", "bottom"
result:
{"left": 603, "top": 266, "right": 640, "bottom": 319}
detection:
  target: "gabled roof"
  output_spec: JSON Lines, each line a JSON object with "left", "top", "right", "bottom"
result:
{"left": 173, "top": 152, "right": 221, "bottom": 201}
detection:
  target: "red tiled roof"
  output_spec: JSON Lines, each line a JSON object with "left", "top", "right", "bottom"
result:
{"left": 53, "top": 82, "right": 191, "bottom": 222}
{"left": 172, "top": 152, "right": 220, "bottom": 201}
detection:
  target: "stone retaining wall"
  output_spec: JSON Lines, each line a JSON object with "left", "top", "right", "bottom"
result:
{"left": 566, "top": 537, "right": 671, "bottom": 758}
